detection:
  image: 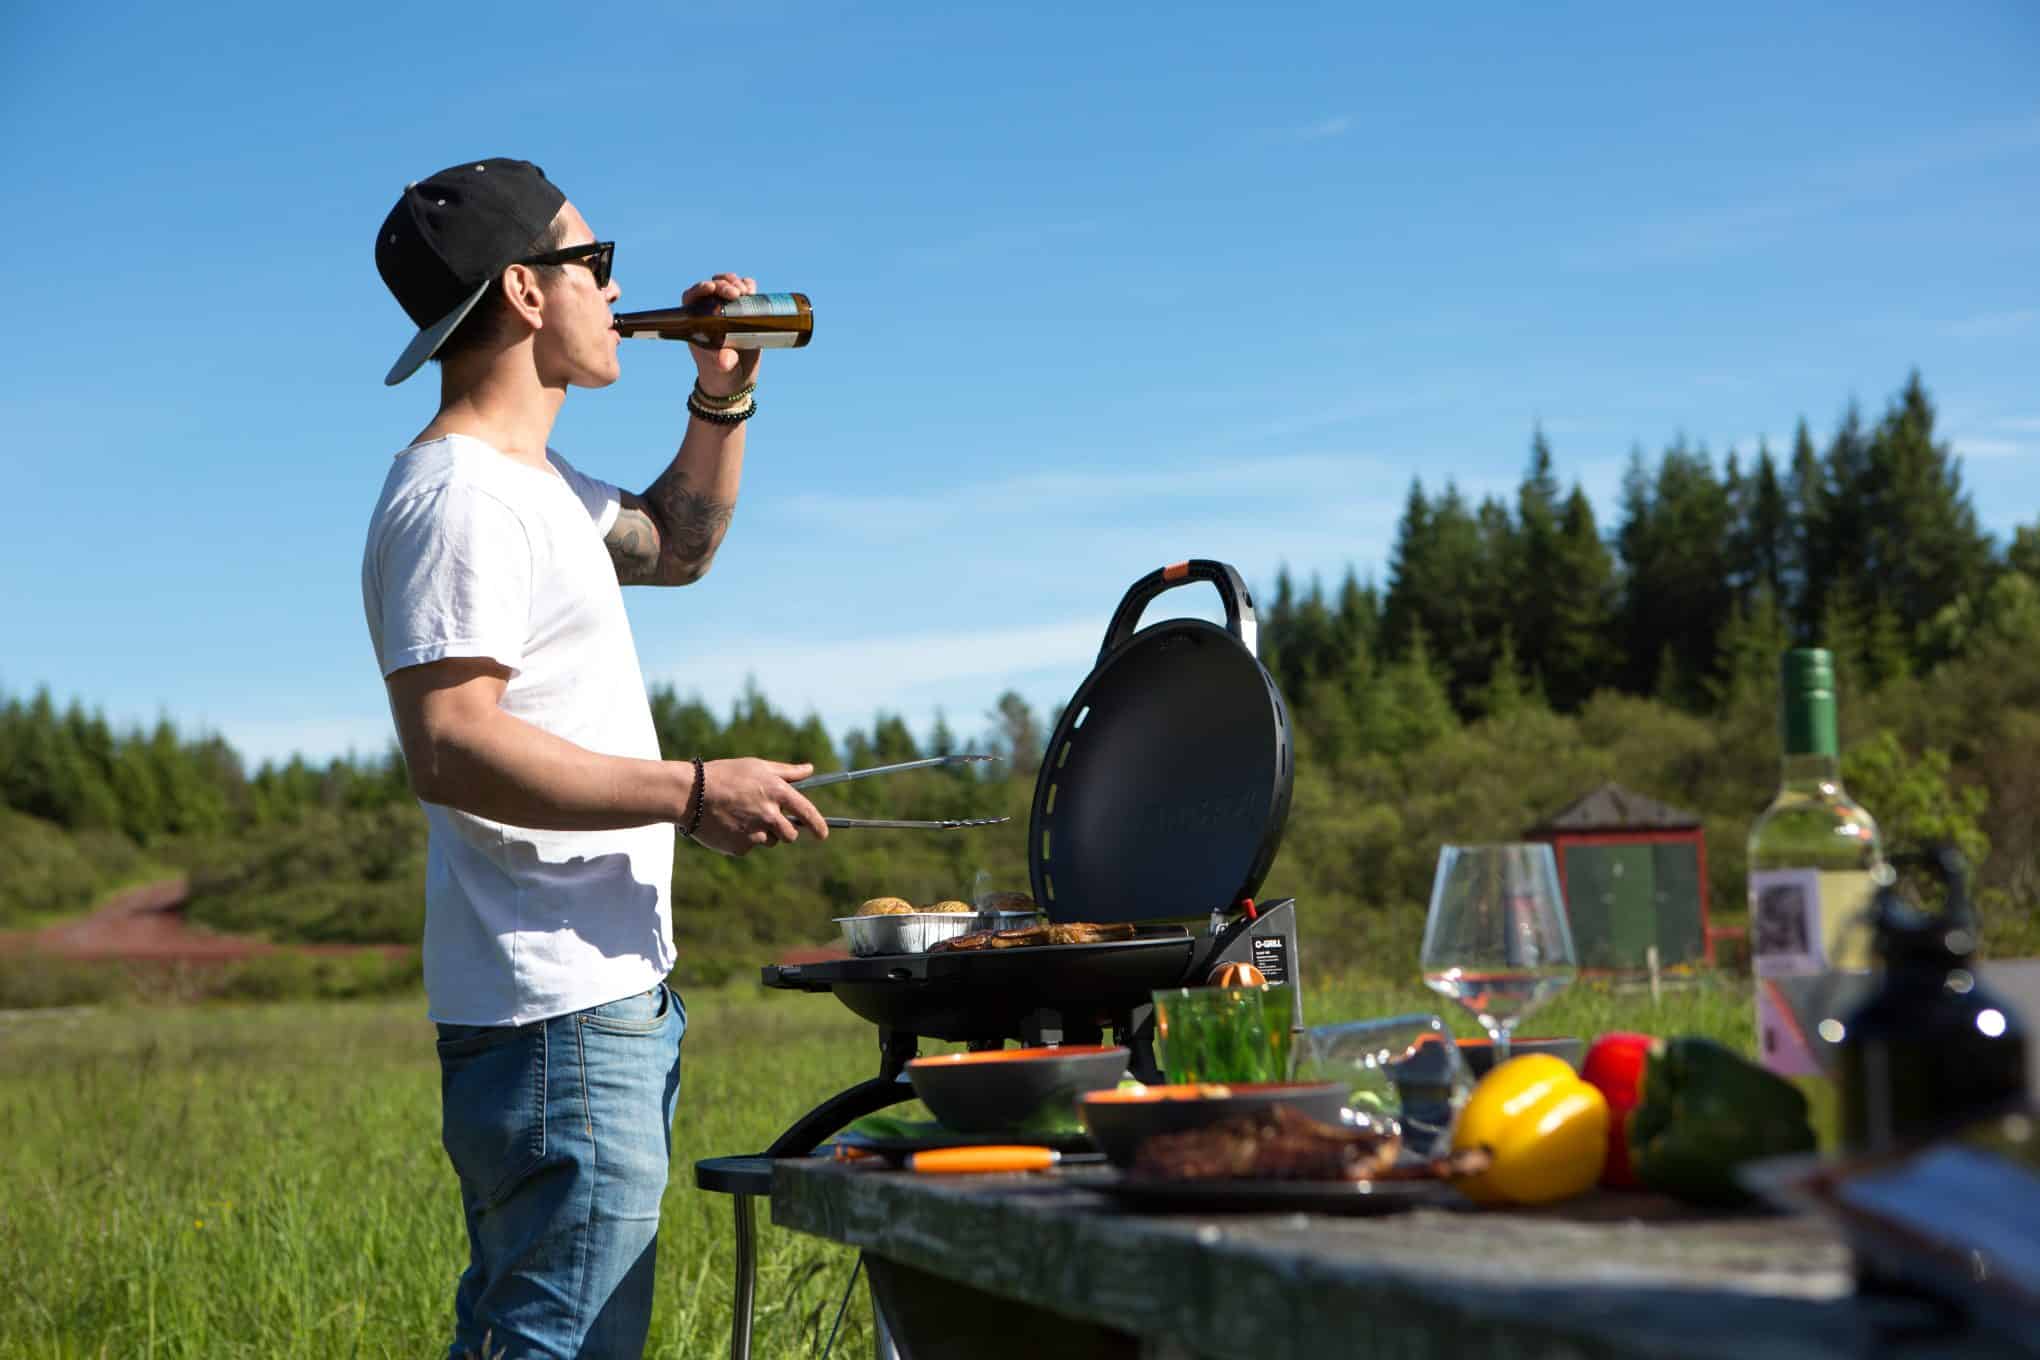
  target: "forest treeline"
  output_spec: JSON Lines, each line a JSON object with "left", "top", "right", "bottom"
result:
{"left": 4, "top": 372, "right": 2037, "bottom": 979}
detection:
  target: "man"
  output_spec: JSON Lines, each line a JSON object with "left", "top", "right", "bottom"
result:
{"left": 361, "top": 158, "right": 827, "bottom": 1358}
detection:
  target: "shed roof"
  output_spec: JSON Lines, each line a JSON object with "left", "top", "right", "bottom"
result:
{"left": 1525, "top": 781, "right": 1703, "bottom": 834}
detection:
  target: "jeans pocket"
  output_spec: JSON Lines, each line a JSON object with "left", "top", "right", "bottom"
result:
{"left": 578, "top": 984, "right": 670, "bottom": 1037}
{"left": 437, "top": 1023, "right": 547, "bottom": 1208}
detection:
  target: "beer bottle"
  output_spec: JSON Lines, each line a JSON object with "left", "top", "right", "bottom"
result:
{"left": 612, "top": 293, "right": 813, "bottom": 349}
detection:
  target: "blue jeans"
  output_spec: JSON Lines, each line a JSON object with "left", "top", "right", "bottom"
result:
{"left": 435, "top": 984, "right": 686, "bottom": 1360}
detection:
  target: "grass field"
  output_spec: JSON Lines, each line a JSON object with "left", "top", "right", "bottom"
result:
{"left": 0, "top": 972, "right": 1754, "bottom": 1358}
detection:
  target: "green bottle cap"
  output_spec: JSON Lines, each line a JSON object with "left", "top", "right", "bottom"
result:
{"left": 1780, "top": 648, "right": 1838, "bottom": 757}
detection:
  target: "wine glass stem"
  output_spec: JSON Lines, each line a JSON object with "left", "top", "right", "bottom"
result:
{"left": 1492, "top": 1026, "right": 1512, "bottom": 1066}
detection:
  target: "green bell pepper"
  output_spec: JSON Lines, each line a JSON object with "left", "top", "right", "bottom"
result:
{"left": 1628, "top": 1037, "right": 1815, "bottom": 1206}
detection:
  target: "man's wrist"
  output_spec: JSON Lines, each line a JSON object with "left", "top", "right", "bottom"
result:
{"left": 673, "top": 758, "right": 703, "bottom": 828}
{"left": 692, "top": 371, "right": 754, "bottom": 400}
{"left": 688, "top": 383, "right": 755, "bottom": 425}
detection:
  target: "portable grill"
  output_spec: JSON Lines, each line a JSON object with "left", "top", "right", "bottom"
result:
{"left": 698, "top": 559, "right": 1302, "bottom": 1360}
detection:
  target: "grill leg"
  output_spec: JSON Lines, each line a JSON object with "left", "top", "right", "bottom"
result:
{"left": 868, "top": 1255, "right": 901, "bottom": 1360}
{"left": 731, "top": 1192, "right": 757, "bottom": 1360}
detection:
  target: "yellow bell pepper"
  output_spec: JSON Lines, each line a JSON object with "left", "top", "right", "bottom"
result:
{"left": 1451, "top": 1053, "right": 1609, "bottom": 1205}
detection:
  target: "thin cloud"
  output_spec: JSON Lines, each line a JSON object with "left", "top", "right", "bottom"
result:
{"left": 778, "top": 451, "right": 1395, "bottom": 532}
{"left": 1952, "top": 437, "right": 2031, "bottom": 460}
{"left": 1942, "top": 309, "right": 2039, "bottom": 340}
{"left": 2000, "top": 417, "right": 2040, "bottom": 434}
{"left": 1577, "top": 113, "right": 2040, "bottom": 266}
{"left": 1293, "top": 115, "right": 1352, "bottom": 141}
{"left": 895, "top": 219, "right": 1102, "bottom": 269}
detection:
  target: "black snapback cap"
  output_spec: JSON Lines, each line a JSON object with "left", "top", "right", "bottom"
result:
{"left": 374, "top": 158, "right": 567, "bottom": 386}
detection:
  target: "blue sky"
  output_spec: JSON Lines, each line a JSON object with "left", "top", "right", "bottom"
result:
{"left": 3, "top": 1, "right": 2036, "bottom": 769}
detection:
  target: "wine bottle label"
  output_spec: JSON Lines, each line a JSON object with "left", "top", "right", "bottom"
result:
{"left": 1752, "top": 867, "right": 1878, "bottom": 1080}
{"left": 1750, "top": 868, "right": 1875, "bottom": 978}
{"left": 1751, "top": 869, "right": 1825, "bottom": 978}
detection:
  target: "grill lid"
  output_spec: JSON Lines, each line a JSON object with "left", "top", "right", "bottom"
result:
{"left": 1029, "top": 560, "right": 1293, "bottom": 925}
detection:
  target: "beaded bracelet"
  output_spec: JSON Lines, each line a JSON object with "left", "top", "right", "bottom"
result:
{"left": 691, "top": 380, "right": 756, "bottom": 410}
{"left": 684, "top": 755, "right": 707, "bottom": 838}
{"left": 688, "top": 392, "right": 756, "bottom": 425}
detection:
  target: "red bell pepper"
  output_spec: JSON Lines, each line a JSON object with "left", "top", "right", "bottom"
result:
{"left": 1581, "top": 1032, "right": 1654, "bottom": 1188}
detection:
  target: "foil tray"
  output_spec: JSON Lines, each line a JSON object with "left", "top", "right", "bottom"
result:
{"left": 834, "top": 910, "right": 1039, "bottom": 957}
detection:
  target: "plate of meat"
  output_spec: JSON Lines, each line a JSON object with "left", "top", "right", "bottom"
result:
{"left": 1086, "top": 1105, "right": 1486, "bottom": 1215}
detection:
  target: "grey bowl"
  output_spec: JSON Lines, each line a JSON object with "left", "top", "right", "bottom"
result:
{"left": 908, "top": 1045, "right": 1130, "bottom": 1133}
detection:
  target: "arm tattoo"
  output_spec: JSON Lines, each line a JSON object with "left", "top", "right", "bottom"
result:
{"left": 605, "top": 503, "right": 664, "bottom": 585}
{"left": 650, "top": 482, "right": 735, "bottom": 580}
{"left": 606, "top": 483, "right": 735, "bottom": 586}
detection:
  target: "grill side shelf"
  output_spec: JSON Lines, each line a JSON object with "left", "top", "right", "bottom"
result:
{"left": 761, "top": 964, "right": 839, "bottom": 992}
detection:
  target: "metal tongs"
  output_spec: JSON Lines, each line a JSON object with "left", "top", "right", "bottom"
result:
{"left": 793, "top": 754, "right": 1011, "bottom": 831}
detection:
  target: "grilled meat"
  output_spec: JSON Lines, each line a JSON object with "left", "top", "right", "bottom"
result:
{"left": 1044, "top": 922, "right": 1135, "bottom": 945}
{"left": 928, "top": 930, "right": 995, "bottom": 952}
{"left": 1132, "top": 1106, "right": 1402, "bottom": 1182}
{"left": 929, "top": 921, "right": 1137, "bottom": 952}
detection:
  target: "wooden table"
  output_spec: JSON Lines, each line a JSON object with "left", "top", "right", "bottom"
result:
{"left": 773, "top": 1158, "right": 2007, "bottom": 1360}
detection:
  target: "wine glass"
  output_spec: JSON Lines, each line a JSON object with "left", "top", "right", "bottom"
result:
{"left": 1420, "top": 843, "right": 1578, "bottom": 1066}
{"left": 1291, "top": 1013, "right": 1473, "bottom": 1159}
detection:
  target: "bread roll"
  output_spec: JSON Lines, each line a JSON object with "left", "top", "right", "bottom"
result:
{"left": 856, "top": 897, "right": 916, "bottom": 917}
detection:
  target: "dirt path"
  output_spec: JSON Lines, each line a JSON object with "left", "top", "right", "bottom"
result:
{"left": 0, "top": 879, "right": 409, "bottom": 963}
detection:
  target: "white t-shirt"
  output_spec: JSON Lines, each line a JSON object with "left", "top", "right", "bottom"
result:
{"left": 361, "top": 432, "right": 676, "bottom": 1026}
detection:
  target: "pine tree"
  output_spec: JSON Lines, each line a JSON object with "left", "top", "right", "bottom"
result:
{"left": 1860, "top": 372, "right": 1994, "bottom": 664}
{"left": 1711, "top": 588, "right": 1792, "bottom": 712}
{"left": 929, "top": 710, "right": 957, "bottom": 757}
{"left": 1615, "top": 441, "right": 1735, "bottom": 700}
{"left": 1476, "top": 628, "right": 1530, "bottom": 718}
{"left": 1380, "top": 480, "right": 1433, "bottom": 659}
{"left": 1357, "top": 625, "right": 1457, "bottom": 756}
{"left": 1261, "top": 567, "right": 1297, "bottom": 695}
{"left": 2010, "top": 522, "right": 2040, "bottom": 580}
{"left": 869, "top": 713, "right": 920, "bottom": 764}
{"left": 1740, "top": 442, "right": 1793, "bottom": 612}
{"left": 1543, "top": 485, "right": 1615, "bottom": 710}
{"left": 1788, "top": 420, "right": 1825, "bottom": 640}
{"left": 1332, "top": 568, "right": 1380, "bottom": 671}
{"left": 1514, "top": 429, "right": 1563, "bottom": 696}
{"left": 986, "top": 692, "right": 1044, "bottom": 776}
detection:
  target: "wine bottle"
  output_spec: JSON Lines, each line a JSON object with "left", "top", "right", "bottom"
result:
{"left": 1747, "top": 647, "right": 1884, "bottom": 1150}
{"left": 612, "top": 292, "right": 813, "bottom": 349}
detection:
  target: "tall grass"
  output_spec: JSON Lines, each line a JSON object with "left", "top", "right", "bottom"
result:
{"left": 0, "top": 973, "right": 1753, "bottom": 1357}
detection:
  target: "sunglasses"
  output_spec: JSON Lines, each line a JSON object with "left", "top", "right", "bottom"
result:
{"left": 518, "top": 240, "right": 614, "bottom": 289}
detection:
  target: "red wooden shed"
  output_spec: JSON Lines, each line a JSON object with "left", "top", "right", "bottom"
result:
{"left": 1525, "top": 782, "right": 1720, "bottom": 970}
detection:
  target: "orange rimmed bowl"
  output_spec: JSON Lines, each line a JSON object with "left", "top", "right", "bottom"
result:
{"left": 906, "top": 1045, "right": 1131, "bottom": 1133}
{"left": 1077, "top": 1081, "right": 1349, "bottom": 1168}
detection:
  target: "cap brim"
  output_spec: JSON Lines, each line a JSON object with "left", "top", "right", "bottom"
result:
{"left": 383, "top": 278, "right": 493, "bottom": 386}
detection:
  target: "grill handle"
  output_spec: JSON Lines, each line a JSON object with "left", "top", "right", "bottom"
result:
{"left": 1097, "top": 559, "right": 1258, "bottom": 661}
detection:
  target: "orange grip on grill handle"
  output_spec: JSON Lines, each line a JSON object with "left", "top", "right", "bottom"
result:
{"left": 909, "top": 1146, "right": 1061, "bottom": 1174}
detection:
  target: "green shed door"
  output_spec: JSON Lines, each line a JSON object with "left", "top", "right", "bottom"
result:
{"left": 1651, "top": 841, "right": 1704, "bottom": 966}
{"left": 1562, "top": 845, "right": 1656, "bottom": 969}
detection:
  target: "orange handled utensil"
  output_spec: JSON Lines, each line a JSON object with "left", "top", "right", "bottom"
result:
{"left": 908, "top": 1146, "right": 1061, "bottom": 1174}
